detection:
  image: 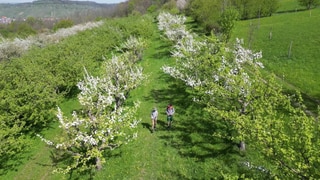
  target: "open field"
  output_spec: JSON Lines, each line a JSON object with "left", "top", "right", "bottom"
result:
{"left": 232, "top": 7, "right": 320, "bottom": 105}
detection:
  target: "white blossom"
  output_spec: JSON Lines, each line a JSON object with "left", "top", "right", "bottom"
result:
{"left": 36, "top": 134, "right": 54, "bottom": 146}
{"left": 0, "top": 21, "right": 103, "bottom": 60}
{"left": 37, "top": 36, "right": 144, "bottom": 173}
{"left": 157, "top": 12, "right": 264, "bottom": 107}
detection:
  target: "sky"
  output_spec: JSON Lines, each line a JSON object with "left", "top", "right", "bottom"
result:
{"left": 0, "top": 0, "right": 127, "bottom": 3}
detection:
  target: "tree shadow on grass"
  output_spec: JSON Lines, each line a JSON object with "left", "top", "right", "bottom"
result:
{"left": 184, "top": 18, "right": 206, "bottom": 36}
{"left": 152, "top": 46, "right": 172, "bottom": 60}
{"left": 0, "top": 153, "right": 24, "bottom": 176}
{"left": 144, "top": 74, "right": 191, "bottom": 110}
{"left": 144, "top": 76, "right": 241, "bottom": 163}
{"left": 35, "top": 149, "right": 121, "bottom": 180}
{"left": 161, "top": 110, "right": 240, "bottom": 162}
{"left": 150, "top": 37, "right": 173, "bottom": 60}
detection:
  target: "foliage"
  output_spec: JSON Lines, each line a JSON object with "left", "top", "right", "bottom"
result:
{"left": 147, "top": 4, "right": 158, "bottom": 13}
{"left": 0, "top": 57, "right": 58, "bottom": 172}
{"left": 116, "top": 35, "right": 147, "bottom": 62}
{"left": 128, "top": 0, "right": 153, "bottom": 14}
{"left": 160, "top": 0, "right": 180, "bottom": 14}
{"left": 12, "top": 22, "right": 37, "bottom": 38}
{"left": 186, "top": 0, "right": 279, "bottom": 34}
{"left": 0, "top": 15, "right": 155, "bottom": 174}
{"left": 186, "top": 0, "right": 221, "bottom": 32}
{"left": 37, "top": 36, "right": 146, "bottom": 174}
{"left": 0, "top": 21, "right": 38, "bottom": 39}
{"left": 0, "top": 120, "right": 27, "bottom": 175}
{"left": 218, "top": 8, "right": 239, "bottom": 42}
{"left": 0, "top": 21, "right": 103, "bottom": 61}
{"left": 124, "top": 0, "right": 180, "bottom": 15}
{"left": 107, "top": 15, "right": 155, "bottom": 39}
{"left": 298, "top": 0, "right": 320, "bottom": 9}
{"left": 231, "top": 0, "right": 279, "bottom": 19}
{"left": 0, "top": 59, "right": 59, "bottom": 130}
{"left": 157, "top": 11, "right": 320, "bottom": 179}
{"left": 53, "top": 19, "right": 74, "bottom": 32}
{"left": 232, "top": 8, "right": 320, "bottom": 101}
{"left": 2, "top": 6, "right": 319, "bottom": 179}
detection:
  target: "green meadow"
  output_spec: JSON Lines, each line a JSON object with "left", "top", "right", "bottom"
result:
{"left": 1, "top": 2, "right": 320, "bottom": 180}
{"left": 232, "top": 7, "right": 320, "bottom": 105}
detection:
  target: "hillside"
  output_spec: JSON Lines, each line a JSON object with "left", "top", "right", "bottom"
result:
{"left": 232, "top": 7, "right": 320, "bottom": 105}
{"left": 0, "top": 0, "right": 117, "bottom": 19}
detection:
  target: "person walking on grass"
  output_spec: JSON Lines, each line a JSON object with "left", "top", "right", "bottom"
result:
{"left": 166, "top": 104, "right": 175, "bottom": 129}
{"left": 151, "top": 107, "right": 158, "bottom": 132}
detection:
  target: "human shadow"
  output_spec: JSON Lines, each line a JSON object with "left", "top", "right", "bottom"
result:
{"left": 141, "top": 122, "right": 153, "bottom": 133}
{"left": 142, "top": 119, "right": 168, "bottom": 133}
{"left": 145, "top": 74, "right": 192, "bottom": 112}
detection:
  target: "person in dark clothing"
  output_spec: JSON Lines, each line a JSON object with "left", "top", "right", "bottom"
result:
{"left": 166, "top": 104, "right": 175, "bottom": 128}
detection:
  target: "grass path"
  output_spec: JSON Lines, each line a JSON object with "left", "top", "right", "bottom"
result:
{"left": 4, "top": 20, "right": 241, "bottom": 180}
{"left": 96, "top": 32, "right": 194, "bottom": 179}
{"left": 96, "top": 27, "right": 241, "bottom": 179}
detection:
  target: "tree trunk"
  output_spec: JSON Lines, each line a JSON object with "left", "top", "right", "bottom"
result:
{"left": 239, "top": 141, "right": 246, "bottom": 151}
{"left": 288, "top": 41, "right": 293, "bottom": 58}
{"left": 96, "top": 157, "right": 102, "bottom": 170}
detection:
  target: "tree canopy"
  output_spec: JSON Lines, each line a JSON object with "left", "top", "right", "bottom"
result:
{"left": 298, "top": 0, "right": 320, "bottom": 9}
{"left": 157, "top": 12, "right": 320, "bottom": 179}
{"left": 186, "top": 0, "right": 279, "bottom": 34}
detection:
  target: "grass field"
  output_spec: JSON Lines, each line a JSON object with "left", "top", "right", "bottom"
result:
{"left": 232, "top": 7, "right": 320, "bottom": 106}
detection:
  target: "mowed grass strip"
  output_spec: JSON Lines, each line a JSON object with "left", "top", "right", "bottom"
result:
{"left": 232, "top": 8, "right": 320, "bottom": 102}
{"left": 96, "top": 24, "right": 244, "bottom": 179}
{"left": 5, "top": 16, "right": 248, "bottom": 180}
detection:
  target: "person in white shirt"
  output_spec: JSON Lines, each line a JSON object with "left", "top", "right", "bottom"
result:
{"left": 151, "top": 107, "right": 158, "bottom": 132}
